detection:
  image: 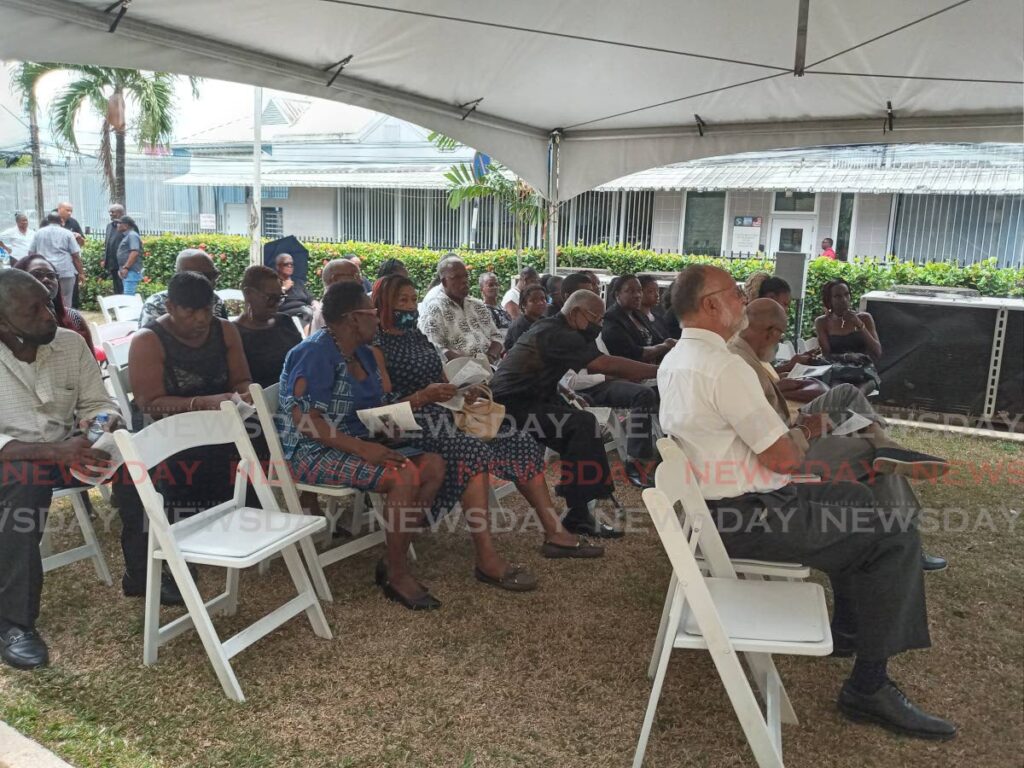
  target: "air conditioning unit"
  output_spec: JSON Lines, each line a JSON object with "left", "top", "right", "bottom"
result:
{"left": 891, "top": 284, "right": 980, "bottom": 298}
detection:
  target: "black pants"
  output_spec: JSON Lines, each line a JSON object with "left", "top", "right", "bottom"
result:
{"left": 0, "top": 461, "right": 139, "bottom": 628}
{"left": 503, "top": 401, "right": 613, "bottom": 509}
{"left": 709, "top": 477, "right": 928, "bottom": 660}
{"left": 579, "top": 379, "right": 658, "bottom": 459}
{"left": 109, "top": 269, "right": 124, "bottom": 295}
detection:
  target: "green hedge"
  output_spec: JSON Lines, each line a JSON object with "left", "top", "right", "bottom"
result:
{"left": 80, "top": 235, "right": 1023, "bottom": 336}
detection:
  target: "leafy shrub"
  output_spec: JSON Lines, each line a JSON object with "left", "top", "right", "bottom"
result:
{"left": 80, "top": 236, "right": 1023, "bottom": 337}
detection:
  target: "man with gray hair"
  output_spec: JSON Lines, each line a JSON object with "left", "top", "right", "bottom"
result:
{"left": 420, "top": 256, "right": 504, "bottom": 363}
{"left": 658, "top": 264, "right": 955, "bottom": 740}
{"left": 0, "top": 212, "right": 35, "bottom": 265}
{"left": 103, "top": 203, "right": 126, "bottom": 293}
{"left": 137, "top": 248, "right": 228, "bottom": 327}
{"left": 490, "top": 289, "right": 659, "bottom": 537}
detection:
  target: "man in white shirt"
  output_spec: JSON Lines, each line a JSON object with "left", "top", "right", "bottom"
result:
{"left": 29, "top": 213, "right": 82, "bottom": 302}
{"left": 420, "top": 256, "right": 504, "bottom": 364}
{"left": 501, "top": 265, "right": 540, "bottom": 320}
{"left": 658, "top": 265, "right": 955, "bottom": 741}
{"left": 0, "top": 212, "right": 35, "bottom": 265}
{"left": 0, "top": 270, "right": 121, "bottom": 669}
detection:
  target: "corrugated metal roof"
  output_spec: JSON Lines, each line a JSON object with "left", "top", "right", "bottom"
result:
{"left": 165, "top": 163, "right": 452, "bottom": 189}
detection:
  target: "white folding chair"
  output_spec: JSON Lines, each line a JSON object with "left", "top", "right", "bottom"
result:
{"left": 112, "top": 402, "right": 331, "bottom": 702}
{"left": 215, "top": 288, "right": 245, "bottom": 302}
{"left": 40, "top": 487, "right": 113, "bottom": 585}
{"left": 648, "top": 437, "right": 810, "bottom": 677}
{"left": 249, "top": 383, "right": 410, "bottom": 603}
{"left": 98, "top": 294, "right": 143, "bottom": 323}
{"left": 635, "top": 482, "right": 832, "bottom": 768}
{"left": 90, "top": 319, "right": 137, "bottom": 347}
{"left": 102, "top": 338, "right": 132, "bottom": 370}
{"left": 291, "top": 315, "right": 307, "bottom": 338}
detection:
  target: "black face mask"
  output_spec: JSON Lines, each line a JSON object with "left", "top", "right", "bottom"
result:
{"left": 4, "top": 316, "right": 57, "bottom": 347}
{"left": 580, "top": 322, "right": 602, "bottom": 342}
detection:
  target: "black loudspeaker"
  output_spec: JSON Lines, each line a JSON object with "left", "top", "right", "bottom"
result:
{"left": 864, "top": 295, "right": 1023, "bottom": 427}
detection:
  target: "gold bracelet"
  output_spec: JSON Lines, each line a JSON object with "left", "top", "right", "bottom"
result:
{"left": 796, "top": 424, "right": 811, "bottom": 441}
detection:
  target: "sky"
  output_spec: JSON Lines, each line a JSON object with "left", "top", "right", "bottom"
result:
{"left": 0, "top": 66, "right": 367, "bottom": 158}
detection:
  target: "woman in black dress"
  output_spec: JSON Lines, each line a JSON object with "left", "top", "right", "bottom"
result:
{"left": 602, "top": 274, "right": 675, "bottom": 363}
{"left": 638, "top": 274, "right": 672, "bottom": 340}
{"left": 372, "top": 275, "right": 602, "bottom": 562}
{"left": 814, "top": 278, "right": 882, "bottom": 362}
{"left": 234, "top": 265, "right": 303, "bottom": 387}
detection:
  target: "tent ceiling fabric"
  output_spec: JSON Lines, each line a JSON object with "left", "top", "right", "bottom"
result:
{"left": 2, "top": 0, "right": 1020, "bottom": 199}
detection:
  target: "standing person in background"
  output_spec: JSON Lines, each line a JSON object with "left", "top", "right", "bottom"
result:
{"left": 114, "top": 216, "right": 143, "bottom": 296}
{"left": 102, "top": 204, "right": 125, "bottom": 293}
{"left": 820, "top": 237, "right": 837, "bottom": 260}
{"left": 479, "top": 271, "right": 512, "bottom": 338}
{"left": 29, "top": 213, "right": 82, "bottom": 305}
{"left": 0, "top": 213, "right": 36, "bottom": 266}
{"left": 56, "top": 203, "right": 85, "bottom": 309}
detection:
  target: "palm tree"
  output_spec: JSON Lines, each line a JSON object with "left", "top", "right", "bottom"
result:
{"left": 429, "top": 131, "right": 545, "bottom": 271}
{"left": 10, "top": 62, "right": 58, "bottom": 224}
{"left": 50, "top": 66, "right": 197, "bottom": 205}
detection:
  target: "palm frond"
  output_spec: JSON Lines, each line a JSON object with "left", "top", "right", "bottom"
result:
{"left": 428, "top": 131, "right": 463, "bottom": 152}
{"left": 129, "top": 72, "right": 176, "bottom": 148}
{"left": 49, "top": 77, "right": 108, "bottom": 151}
{"left": 10, "top": 62, "right": 61, "bottom": 111}
{"left": 98, "top": 119, "right": 114, "bottom": 192}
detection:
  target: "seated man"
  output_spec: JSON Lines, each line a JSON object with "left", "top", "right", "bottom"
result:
{"left": 732, "top": 298, "right": 948, "bottom": 569}
{"left": 420, "top": 255, "right": 503, "bottom": 364}
{"left": 310, "top": 258, "right": 363, "bottom": 333}
{"left": 490, "top": 290, "right": 658, "bottom": 537}
{"left": 0, "top": 270, "right": 128, "bottom": 669}
{"left": 275, "top": 252, "right": 315, "bottom": 325}
{"left": 139, "top": 248, "right": 228, "bottom": 326}
{"left": 659, "top": 265, "right": 956, "bottom": 741}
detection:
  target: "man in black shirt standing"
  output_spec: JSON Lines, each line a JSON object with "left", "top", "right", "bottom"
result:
{"left": 490, "top": 290, "right": 657, "bottom": 538}
{"left": 56, "top": 202, "right": 85, "bottom": 308}
{"left": 103, "top": 204, "right": 126, "bottom": 294}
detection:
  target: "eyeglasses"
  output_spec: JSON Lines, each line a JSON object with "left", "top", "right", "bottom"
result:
{"left": 202, "top": 269, "right": 220, "bottom": 281}
{"left": 700, "top": 284, "right": 746, "bottom": 303}
{"left": 29, "top": 269, "right": 58, "bottom": 281}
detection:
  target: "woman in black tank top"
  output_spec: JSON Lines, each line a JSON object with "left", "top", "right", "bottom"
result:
{"left": 814, "top": 278, "right": 882, "bottom": 363}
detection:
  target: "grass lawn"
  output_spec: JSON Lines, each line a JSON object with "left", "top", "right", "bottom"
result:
{"left": 1, "top": 427, "right": 1021, "bottom": 767}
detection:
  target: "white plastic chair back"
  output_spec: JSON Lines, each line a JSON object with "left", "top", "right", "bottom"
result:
{"left": 98, "top": 293, "right": 143, "bottom": 323}
{"left": 92, "top": 319, "right": 137, "bottom": 345}
{"left": 102, "top": 338, "right": 132, "bottom": 370}
{"left": 215, "top": 288, "right": 245, "bottom": 302}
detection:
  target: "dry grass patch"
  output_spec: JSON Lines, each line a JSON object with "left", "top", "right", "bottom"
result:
{"left": 1, "top": 428, "right": 1021, "bottom": 767}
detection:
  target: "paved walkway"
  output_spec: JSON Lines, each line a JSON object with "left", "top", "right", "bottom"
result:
{"left": 0, "top": 721, "right": 73, "bottom": 768}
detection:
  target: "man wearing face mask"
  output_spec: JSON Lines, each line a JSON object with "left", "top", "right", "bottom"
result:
{"left": 490, "top": 290, "right": 658, "bottom": 538}
{"left": 0, "top": 270, "right": 125, "bottom": 670}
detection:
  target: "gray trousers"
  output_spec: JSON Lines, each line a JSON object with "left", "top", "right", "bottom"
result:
{"left": 579, "top": 379, "right": 658, "bottom": 459}
{"left": 800, "top": 383, "right": 898, "bottom": 480}
{"left": 710, "top": 476, "right": 928, "bottom": 660}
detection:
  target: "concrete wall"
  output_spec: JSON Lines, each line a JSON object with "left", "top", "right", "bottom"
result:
{"left": 817, "top": 192, "right": 837, "bottom": 243}
{"left": 650, "top": 191, "right": 683, "bottom": 251}
{"left": 274, "top": 187, "right": 337, "bottom": 238}
{"left": 725, "top": 189, "right": 773, "bottom": 253}
{"left": 852, "top": 193, "right": 893, "bottom": 257}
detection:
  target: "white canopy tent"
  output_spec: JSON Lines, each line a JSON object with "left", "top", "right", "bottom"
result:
{"left": 2, "top": 0, "right": 1020, "bottom": 269}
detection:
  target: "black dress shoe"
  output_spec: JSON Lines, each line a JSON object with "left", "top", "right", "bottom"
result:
{"left": 562, "top": 513, "right": 624, "bottom": 539}
{"left": 872, "top": 448, "right": 950, "bottom": 478}
{"left": 625, "top": 462, "right": 656, "bottom": 489}
{"left": 921, "top": 552, "right": 948, "bottom": 572}
{"left": 380, "top": 581, "right": 441, "bottom": 611}
{"left": 838, "top": 680, "right": 957, "bottom": 740}
{"left": 122, "top": 571, "right": 186, "bottom": 607}
{"left": 0, "top": 625, "right": 49, "bottom": 670}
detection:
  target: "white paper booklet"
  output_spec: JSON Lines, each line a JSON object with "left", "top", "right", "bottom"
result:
{"left": 831, "top": 412, "right": 873, "bottom": 437}
{"left": 356, "top": 401, "right": 422, "bottom": 437}
{"left": 787, "top": 363, "right": 832, "bottom": 379}
{"left": 69, "top": 432, "right": 125, "bottom": 486}
{"left": 231, "top": 393, "right": 257, "bottom": 421}
{"left": 444, "top": 357, "right": 492, "bottom": 388}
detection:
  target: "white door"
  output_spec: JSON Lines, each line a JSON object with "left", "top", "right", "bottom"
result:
{"left": 769, "top": 217, "right": 816, "bottom": 255}
{"left": 224, "top": 204, "right": 248, "bottom": 235}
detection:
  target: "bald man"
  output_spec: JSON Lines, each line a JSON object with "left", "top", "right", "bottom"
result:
{"left": 309, "top": 258, "right": 364, "bottom": 332}
{"left": 490, "top": 290, "right": 659, "bottom": 537}
{"left": 138, "top": 248, "right": 229, "bottom": 327}
{"left": 658, "top": 265, "right": 955, "bottom": 740}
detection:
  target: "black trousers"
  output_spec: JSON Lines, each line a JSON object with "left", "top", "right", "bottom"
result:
{"left": 0, "top": 461, "right": 139, "bottom": 628}
{"left": 709, "top": 477, "right": 929, "bottom": 660}
{"left": 579, "top": 379, "right": 658, "bottom": 459}
{"left": 503, "top": 401, "right": 614, "bottom": 509}
{"left": 109, "top": 269, "right": 124, "bottom": 295}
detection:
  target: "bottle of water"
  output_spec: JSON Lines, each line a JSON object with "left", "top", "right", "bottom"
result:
{"left": 86, "top": 413, "right": 109, "bottom": 443}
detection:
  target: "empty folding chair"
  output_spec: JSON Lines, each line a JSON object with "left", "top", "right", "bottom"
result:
{"left": 635, "top": 484, "right": 832, "bottom": 768}
{"left": 40, "top": 487, "right": 113, "bottom": 586}
{"left": 98, "top": 293, "right": 143, "bottom": 324}
{"left": 112, "top": 401, "right": 331, "bottom": 702}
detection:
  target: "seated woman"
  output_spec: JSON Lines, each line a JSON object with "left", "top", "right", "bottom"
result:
{"left": 503, "top": 284, "right": 548, "bottom": 351}
{"left": 815, "top": 278, "right": 882, "bottom": 363}
{"left": 274, "top": 252, "right": 315, "bottom": 325}
{"left": 128, "top": 272, "right": 254, "bottom": 601}
{"left": 478, "top": 271, "right": 512, "bottom": 337}
{"left": 638, "top": 274, "right": 672, "bottom": 340}
{"left": 372, "top": 275, "right": 602, "bottom": 563}
{"left": 541, "top": 274, "right": 564, "bottom": 316}
{"left": 233, "top": 265, "right": 302, "bottom": 387}
{"left": 601, "top": 274, "right": 674, "bottom": 363}
{"left": 14, "top": 255, "right": 93, "bottom": 353}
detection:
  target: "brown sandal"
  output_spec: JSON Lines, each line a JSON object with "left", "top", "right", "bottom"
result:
{"left": 473, "top": 564, "right": 538, "bottom": 592}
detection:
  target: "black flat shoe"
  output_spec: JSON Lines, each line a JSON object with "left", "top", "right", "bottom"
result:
{"left": 838, "top": 680, "right": 957, "bottom": 740}
{"left": 872, "top": 448, "right": 950, "bottom": 479}
{"left": 122, "top": 570, "right": 186, "bottom": 607}
{"left": 540, "top": 539, "right": 605, "bottom": 559}
{"left": 921, "top": 552, "right": 948, "bottom": 572}
{"left": 562, "top": 515, "right": 624, "bottom": 539}
{"left": 380, "top": 581, "right": 441, "bottom": 611}
{"left": 625, "top": 461, "right": 656, "bottom": 489}
{"left": 0, "top": 625, "right": 49, "bottom": 670}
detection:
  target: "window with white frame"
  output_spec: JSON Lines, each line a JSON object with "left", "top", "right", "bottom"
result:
{"left": 773, "top": 191, "right": 816, "bottom": 212}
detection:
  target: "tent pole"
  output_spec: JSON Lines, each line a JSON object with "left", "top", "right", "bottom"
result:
{"left": 546, "top": 129, "right": 562, "bottom": 275}
{"left": 249, "top": 86, "right": 262, "bottom": 266}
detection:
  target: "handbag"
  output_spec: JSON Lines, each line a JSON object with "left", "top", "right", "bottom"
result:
{"left": 454, "top": 385, "right": 505, "bottom": 441}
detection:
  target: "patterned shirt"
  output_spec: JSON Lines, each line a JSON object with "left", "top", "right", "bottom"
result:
{"left": 138, "top": 291, "right": 228, "bottom": 328}
{"left": 419, "top": 292, "right": 502, "bottom": 357}
{"left": 0, "top": 329, "right": 118, "bottom": 452}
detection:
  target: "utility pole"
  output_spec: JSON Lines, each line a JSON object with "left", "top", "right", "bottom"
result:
{"left": 249, "top": 86, "right": 262, "bottom": 265}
